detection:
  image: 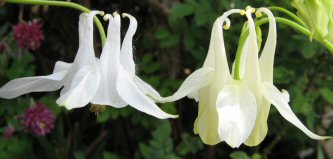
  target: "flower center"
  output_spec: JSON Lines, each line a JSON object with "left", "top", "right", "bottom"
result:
{"left": 90, "top": 104, "right": 106, "bottom": 116}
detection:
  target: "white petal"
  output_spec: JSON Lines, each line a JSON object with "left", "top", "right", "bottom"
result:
{"left": 281, "top": 89, "right": 290, "bottom": 103}
{"left": 72, "top": 11, "right": 98, "bottom": 68}
{"left": 187, "top": 91, "right": 199, "bottom": 102}
{"left": 151, "top": 68, "right": 214, "bottom": 103}
{"left": 57, "top": 66, "right": 100, "bottom": 109}
{"left": 243, "top": 9, "right": 261, "bottom": 95}
{"left": 91, "top": 13, "right": 127, "bottom": 107}
{"left": 216, "top": 84, "right": 257, "bottom": 148}
{"left": 116, "top": 68, "right": 178, "bottom": 119}
{"left": 60, "top": 11, "right": 100, "bottom": 96}
{"left": 243, "top": 9, "right": 276, "bottom": 147}
{"left": 203, "top": 9, "right": 241, "bottom": 69}
{"left": 258, "top": 8, "right": 277, "bottom": 83}
{"left": 0, "top": 71, "right": 67, "bottom": 99}
{"left": 261, "top": 83, "right": 331, "bottom": 140}
{"left": 134, "top": 76, "right": 161, "bottom": 98}
{"left": 120, "top": 13, "right": 138, "bottom": 76}
{"left": 53, "top": 61, "right": 71, "bottom": 73}
{"left": 205, "top": 17, "right": 231, "bottom": 79}
{"left": 78, "top": 13, "right": 87, "bottom": 46}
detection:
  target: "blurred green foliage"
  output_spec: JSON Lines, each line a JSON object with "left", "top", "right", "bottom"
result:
{"left": 0, "top": 0, "right": 333, "bottom": 159}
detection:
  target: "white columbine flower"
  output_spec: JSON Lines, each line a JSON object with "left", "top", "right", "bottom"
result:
{"left": 0, "top": 11, "right": 177, "bottom": 119}
{"left": 91, "top": 12, "right": 177, "bottom": 119}
{"left": 0, "top": 11, "right": 103, "bottom": 109}
{"left": 153, "top": 7, "right": 330, "bottom": 147}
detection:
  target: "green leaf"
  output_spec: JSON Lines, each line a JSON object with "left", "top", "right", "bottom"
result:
{"left": 184, "top": 33, "right": 195, "bottom": 51}
{"left": 6, "top": 53, "right": 35, "bottom": 79}
{"left": 273, "top": 66, "right": 296, "bottom": 84}
{"left": 230, "top": 151, "right": 251, "bottom": 159}
{"left": 176, "top": 133, "right": 203, "bottom": 155}
{"left": 160, "top": 34, "right": 180, "bottom": 48}
{"left": 301, "top": 41, "right": 319, "bottom": 59}
{"left": 103, "top": 151, "right": 119, "bottom": 159}
{"left": 251, "top": 153, "right": 262, "bottom": 159}
{"left": 171, "top": 3, "right": 195, "bottom": 18}
{"left": 320, "top": 88, "right": 333, "bottom": 104}
{"left": 139, "top": 143, "right": 164, "bottom": 159}
{"left": 39, "top": 95, "right": 62, "bottom": 115}
{"left": 154, "top": 27, "right": 171, "bottom": 40}
{"left": 74, "top": 151, "right": 86, "bottom": 159}
{"left": 152, "top": 121, "right": 171, "bottom": 142}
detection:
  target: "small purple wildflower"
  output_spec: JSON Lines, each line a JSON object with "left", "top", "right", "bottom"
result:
{"left": 13, "top": 20, "right": 44, "bottom": 50}
{"left": 20, "top": 103, "right": 55, "bottom": 136}
{"left": 3, "top": 126, "right": 15, "bottom": 139}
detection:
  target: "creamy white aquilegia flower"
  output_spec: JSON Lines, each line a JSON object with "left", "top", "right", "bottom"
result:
{"left": 0, "top": 11, "right": 177, "bottom": 119}
{"left": 153, "top": 7, "right": 330, "bottom": 147}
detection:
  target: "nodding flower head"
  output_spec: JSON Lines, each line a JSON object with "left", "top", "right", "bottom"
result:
{"left": 13, "top": 20, "right": 44, "bottom": 50}
{"left": 20, "top": 103, "right": 55, "bottom": 136}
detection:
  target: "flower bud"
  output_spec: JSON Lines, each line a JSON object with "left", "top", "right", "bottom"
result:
{"left": 292, "top": 0, "right": 333, "bottom": 42}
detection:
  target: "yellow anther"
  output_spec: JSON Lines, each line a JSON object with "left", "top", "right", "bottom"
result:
{"left": 245, "top": 6, "right": 251, "bottom": 11}
{"left": 255, "top": 12, "right": 263, "bottom": 17}
{"left": 90, "top": 104, "right": 106, "bottom": 116}
{"left": 251, "top": 8, "right": 256, "bottom": 13}
{"left": 240, "top": 10, "right": 246, "bottom": 16}
{"left": 223, "top": 24, "right": 230, "bottom": 30}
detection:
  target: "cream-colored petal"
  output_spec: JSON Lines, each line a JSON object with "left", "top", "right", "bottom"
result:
{"left": 258, "top": 8, "right": 277, "bottom": 83}
{"left": 262, "top": 83, "right": 331, "bottom": 140}
{"left": 243, "top": 8, "right": 261, "bottom": 93}
{"left": 187, "top": 90, "right": 199, "bottom": 102}
{"left": 203, "top": 9, "right": 241, "bottom": 69}
{"left": 151, "top": 68, "right": 214, "bottom": 103}
{"left": 193, "top": 10, "right": 241, "bottom": 145}
{"left": 245, "top": 8, "right": 277, "bottom": 146}
{"left": 244, "top": 99, "right": 270, "bottom": 146}
{"left": 194, "top": 85, "right": 220, "bottom": 145}
{"left": 217, "top": 84, "right": 257, "bottom": 148}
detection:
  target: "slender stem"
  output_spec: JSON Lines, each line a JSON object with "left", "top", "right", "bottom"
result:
{"left": 4, "top": 0, "right": 106, "bottom": 46}
{"left": 268, "top": 6, "right": 306, "bottom": 27}
{"left": 320, "top": 39, "right": 333, "bottom": 54}
{"left": 256, "top": 17, "right": 333, "bottom": 54}
{"left": 234, "top": 24, "right": 249, "bottom": 80}
{"left": 256, "top": 17, "right": 310, "bottom": 35}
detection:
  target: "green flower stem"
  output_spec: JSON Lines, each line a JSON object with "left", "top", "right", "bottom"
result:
{"left": 234, "top": 23, "right": 249, "bottom": 80}
{"left": 268, "top": 6, "right": 306, "bottom": 27}
{"left": 256, "top": 17, "right": 333, "bottom": 54}
{"left": 5, "top": 0, "right": 106, "bottom": 46}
